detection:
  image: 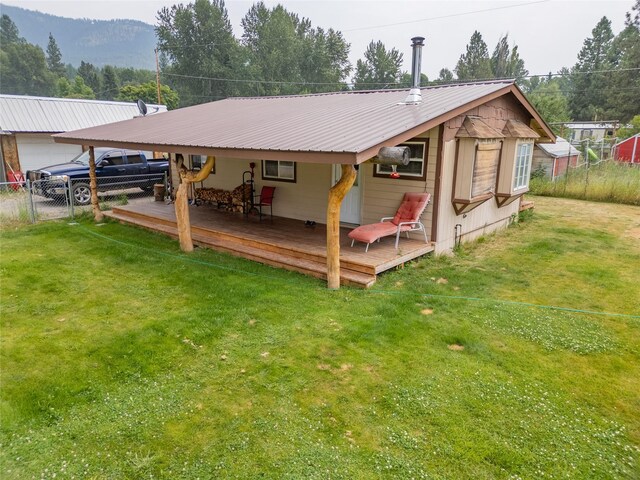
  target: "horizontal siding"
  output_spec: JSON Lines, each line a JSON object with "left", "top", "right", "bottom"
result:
{"left": 361, "top": 127, "right": 438, "bottom": 240}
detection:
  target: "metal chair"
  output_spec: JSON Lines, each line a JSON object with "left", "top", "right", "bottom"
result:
{"left": 255, "top": 186, "right": 275, "bottom": 220}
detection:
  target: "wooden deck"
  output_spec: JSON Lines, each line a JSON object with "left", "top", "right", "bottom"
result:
{"left": 105, "top": 202, "right": 435, "bottom": 287}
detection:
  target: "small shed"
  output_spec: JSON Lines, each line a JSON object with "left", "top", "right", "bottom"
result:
{"left": 612, "top": 134, "right": 640, "bottom": 164}
{"left": 0, "top": 95, "right": 167, "bottom": 180}
{"left": 532, "top": 136, "right": 580, "bottom": 180}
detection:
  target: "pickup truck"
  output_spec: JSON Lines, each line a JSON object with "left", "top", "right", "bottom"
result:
{"left": 26, "top": 148, "right": 169, "bottom": 205}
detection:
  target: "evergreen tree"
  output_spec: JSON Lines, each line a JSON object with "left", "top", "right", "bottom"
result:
{"left": 0, "top": 17, "right": 55, "bottom": 96}
{"left": 455, "top": 31, "right": 492, "bottom": 81}
{"left": 568, "top": 16, "right": 614, "bottom": 120}
{"left": 491, "top": 34, "right": 528, "bottom": 80}
{"left": 604, "top": 1, "right": 640, "bottom": 122}
{"left": 77, "top": 61, "right": 101, "bottom": 95}
{"left": 101, "top": 65, "right": 120, "bottom": 100}
{"left": 0, "top": 14, "right": 22, "bottom": 45}
{"left": 46, "top": 33, "right": 65, "bottom": 78}
{"left": 527, "top": 80, "right": 571, "bottom": 126}
{"left": 352, "top": 40, "right": 403, "bottom": 90}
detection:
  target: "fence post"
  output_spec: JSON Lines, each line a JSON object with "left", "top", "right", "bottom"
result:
{"left": 26, "top": 179, "right": 36, "bottom": 223}
{"left": 67, "top": 176, "right": 75, "bottom": 219}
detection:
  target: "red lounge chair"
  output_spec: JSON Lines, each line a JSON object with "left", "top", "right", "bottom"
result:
{"left": 348, "top": 192, "right": 431, "bottom": 252}
{"left": 255, "top": 186, "right": 275, "bottom": 220}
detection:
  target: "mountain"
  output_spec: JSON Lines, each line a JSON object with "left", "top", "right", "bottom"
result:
{"left": 0, "top": 4, "right": 157, "bottom": 69}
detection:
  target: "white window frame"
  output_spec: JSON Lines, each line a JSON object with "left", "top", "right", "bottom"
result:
{"left": 261, "top": 160, "right": 296, "bottom": 182}
{"left": 374, "top": 141, "right": 427, "bottom": 179}
{"left": 513, "top": 142, "right": 533, "bottom": 191}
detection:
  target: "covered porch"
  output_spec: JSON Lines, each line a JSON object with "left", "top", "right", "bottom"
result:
{"left": 106, "top": 202, "right": 435, "bottom": 287}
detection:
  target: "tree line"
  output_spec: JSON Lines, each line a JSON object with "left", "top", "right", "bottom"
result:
{"left": 1, "top": 0, "right": 638, "bottom": 127}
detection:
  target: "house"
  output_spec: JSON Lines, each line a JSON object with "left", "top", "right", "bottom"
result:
{"left": 532, "top": 137, "right": 580, "bottom": 179}
{"left": 556, "top": 121, "right": 619, "bottom": 142}
{"left": 52, "top": 42, "right": 555, "bottom": 288}
{"left": 612, "top": 134, "right": 640, "bottom": 164}
{"left": 0, "top": 95, "right": 167, "bottom": 181}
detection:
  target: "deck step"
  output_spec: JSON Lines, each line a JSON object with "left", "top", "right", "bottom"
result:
{"left": 105, "top": 210, "right": 377, "bottom": 288}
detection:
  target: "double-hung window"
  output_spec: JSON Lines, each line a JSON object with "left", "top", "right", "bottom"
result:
{"left": 513, "top": 142, "right": 533, "bottom": 190}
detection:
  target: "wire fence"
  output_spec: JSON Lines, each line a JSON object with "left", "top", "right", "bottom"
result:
{"left": 0, "top": 174, "right": 169, "bottom": 227}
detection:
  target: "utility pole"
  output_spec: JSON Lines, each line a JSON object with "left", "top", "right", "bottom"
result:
{"left": 155, "top": 48, "right": 163, "bottom": 105}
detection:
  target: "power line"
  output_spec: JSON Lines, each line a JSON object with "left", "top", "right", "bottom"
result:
{"left": 342, "top": 0, "right": 550, "bottom": 32}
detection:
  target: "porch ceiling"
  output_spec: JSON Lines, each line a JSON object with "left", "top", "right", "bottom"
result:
{"left": 53, "top": 80, "right": 555, "bottom": 165}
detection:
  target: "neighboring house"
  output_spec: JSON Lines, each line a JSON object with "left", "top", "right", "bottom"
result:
{"left": 612, "top": 134, "right": 640, "bottom": 164}
{"left": 532, "top": 136, "right": 580, "bottom": 180}
{"left": 0, "top": 95, "right": 167, "bottom": 180}
{"left": 558, "top": 121, "right": 619, "bottom": 142}
{"left": 53, "top": 73, "right": 555, "bottom": 287}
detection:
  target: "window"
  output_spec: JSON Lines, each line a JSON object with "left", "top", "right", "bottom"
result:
{"left": 262, "top": 160, "right": 296, "bottom": 182}
{"left": 374, "top": 141, "right": 427, "bottom": 180}
{"left": 513, "top": 142, "right": 533, "bottom": 190}
{"left": 126, "top": 154, "right": 144, "bottom": 164}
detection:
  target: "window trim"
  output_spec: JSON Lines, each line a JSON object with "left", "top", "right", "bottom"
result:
{"left": 261, "top": 160, "right": 297, "bottom": 183}
{"left": 513, "top": 141, "right": 533, "bottom": 191}
{"left": 373, "top": 140, "right": 428, "bottom": 181}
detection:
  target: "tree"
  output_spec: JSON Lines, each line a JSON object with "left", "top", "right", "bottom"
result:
{"left": 568, "top": 16, "right": 614, "bottom": 120}
{"left": 0, "top": 41, "right": 55, "bottom": 96}
{"left": 399, "top": 71, "right": 428, "bottom": 87}
{"left": 527, "top": 80, "right": 571, "bottom": 127}
{"left": 56, "top": 76, "right": 95, "bottom": 99}
{"left": 491, "top": 34, "right": 528, "bottom": 80}
{"left": 0, "top": 14, "right": 21, "bottom": 45}
{"left": 352, "top": 40, "right": 403, "bottom": 90}
{"left": 156, "top": 0, "right": 243, "bottom": 105}
{"left": 437, "top": 68, "right": 454, "bottom": 83}
{"left": 117, "top": 82, "right": 180, "bottom": 110}
{"left": 46, "top": 33, "right": 65, "bottom": 78}
{"left": 101, "top": 65, "right": 120, "bottom": 100}
{"left": 455, "top": 31, "right": 492, "bottom": 81}
{"left": 604, "top": 1, "right": 640, "bottom": 122}
{"left": 77, "top": 61, "right": 101, "bottom": 95}
{"left": 616, "top": 115, "right": 640, "bottom": 139}
{"left": 241, "top": 2, "right": 351, "bottom": 95}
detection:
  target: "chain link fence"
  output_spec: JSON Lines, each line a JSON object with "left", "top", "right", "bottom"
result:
{"left": 0, "top": 173, "right": 169, "bottom": 227}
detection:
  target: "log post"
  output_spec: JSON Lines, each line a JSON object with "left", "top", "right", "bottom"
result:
{"left": 173, "top": 155, "right": 216, "bottom": 252}
{"left": 88, "top": 146, "right": 104, "bottom": 222}
{"left": 326, "top": 164, "right": 357, "bottom": 289}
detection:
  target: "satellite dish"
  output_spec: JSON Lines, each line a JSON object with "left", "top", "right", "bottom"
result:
{"left": 137, "top": 99, "right": 148, "bottom": 116}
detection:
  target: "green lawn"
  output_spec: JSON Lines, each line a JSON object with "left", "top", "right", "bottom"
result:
{"left": 1, "top": 196, "right": 639, "bottom": 479}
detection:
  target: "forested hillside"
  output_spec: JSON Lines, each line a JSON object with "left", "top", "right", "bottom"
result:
{"left": 0, "top": 4, "right": 156, "bottom": 68}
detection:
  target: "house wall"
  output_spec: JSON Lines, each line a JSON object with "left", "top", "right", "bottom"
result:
{"left": 532, "top": 149, "right": 553, "bottom": 178}
{"left": 436, "top": 94, "right": 531, "bottom": 253}
{"left": 360, "top": 127, "right": 438, "bottom": 240}
{"left": 199, "top": 157, "right": 332, "bottom": 223}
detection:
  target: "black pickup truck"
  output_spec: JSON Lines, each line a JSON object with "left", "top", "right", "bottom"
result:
{"left": 26, "top": 148, "right": 169, "bottom": 205}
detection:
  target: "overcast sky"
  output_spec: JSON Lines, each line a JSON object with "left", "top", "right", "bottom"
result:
{"left": 2, "top": 0, "right": 634, "bottom": 78}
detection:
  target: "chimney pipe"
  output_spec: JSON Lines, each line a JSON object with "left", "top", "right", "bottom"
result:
{"left": 404, "top": 36, "right": 425, "bottom": 104}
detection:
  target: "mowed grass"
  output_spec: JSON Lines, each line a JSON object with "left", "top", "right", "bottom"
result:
{"left": 530, "top": 161, "right": 640, "bottom": 205}
{"left": 1, "top": 196, "right": 639, "bottom": 479}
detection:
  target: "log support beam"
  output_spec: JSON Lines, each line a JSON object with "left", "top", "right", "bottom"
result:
{"left": 88, "top": 146, "right": 104, "bottom": 222}
{"left": 173, "top": 155, "right": 216, "bottom": 252}
{"left": 326, "top": 164, "right": 357, "bottom": 289}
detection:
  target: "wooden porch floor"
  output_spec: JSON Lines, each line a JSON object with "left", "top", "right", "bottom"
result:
{"left": 106, "top": 202, "right": 435, "bottom": 287}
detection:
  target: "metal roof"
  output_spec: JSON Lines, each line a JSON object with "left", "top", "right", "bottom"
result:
{"left": 536, "top": 137, "right": 580, "bottom": 158}
{"left": 54, "top": 80, "right": 554, "bottom": 164}
{"left": 0, "top": 94, "right": 167, "bottom": 133}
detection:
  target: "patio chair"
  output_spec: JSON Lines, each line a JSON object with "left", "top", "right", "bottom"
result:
{"left": 255, "top": 186, "right": 275, "bottom": 220}
{"left": 348, "top": 192, "right": 431, "bottom": 252}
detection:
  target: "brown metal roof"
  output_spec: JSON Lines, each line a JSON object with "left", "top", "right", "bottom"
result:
{"left": 54, "top": 80, "right": 554, "bottom": 164}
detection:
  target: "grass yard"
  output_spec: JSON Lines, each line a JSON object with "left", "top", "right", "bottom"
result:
{"left": 1, "top": 196, "right": 639, "bottom": 479}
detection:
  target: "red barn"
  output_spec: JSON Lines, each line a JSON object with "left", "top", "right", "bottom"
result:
{"left": 613, "top": 134, "right": 640, "bottom": 164}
